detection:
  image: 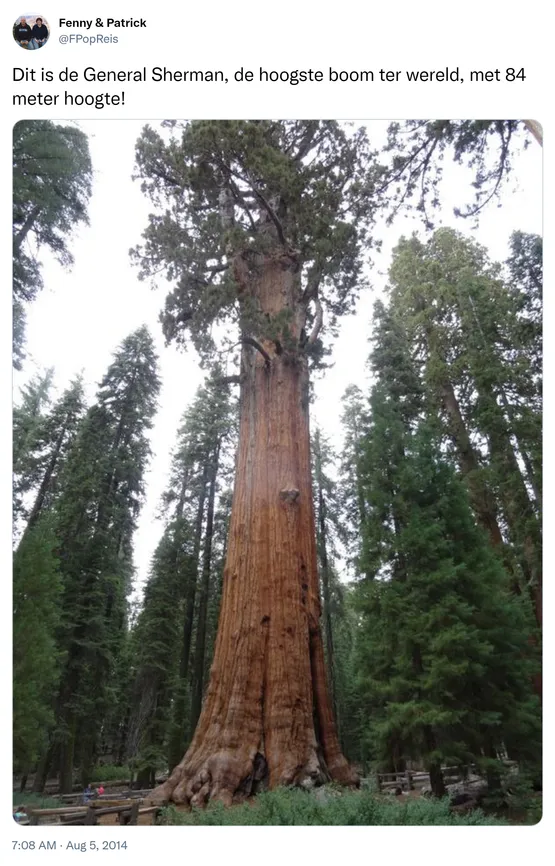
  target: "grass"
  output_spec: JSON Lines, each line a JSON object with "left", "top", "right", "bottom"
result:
{"left": 157, "top": 786, "right": 509, "bottom": 826}
{"left": 13, "top": 792, "right": 62, "bottom": 809}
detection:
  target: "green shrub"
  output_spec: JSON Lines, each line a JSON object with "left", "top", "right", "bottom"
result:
{"left": 157, "top": 787, "right": 508, "bottom": 826}
{"left": 13, "top": 792, "right": 61, "bottom": 810}
{"left": 89, "top": 764, "right": 131, "bottom": 782}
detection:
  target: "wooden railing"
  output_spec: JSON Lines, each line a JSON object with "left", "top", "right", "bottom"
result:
{"left": 375, "top": 761, "right": 517, "bottom": 793}
{"left": 27, "top": 800, "right": 162, "bottom": 826}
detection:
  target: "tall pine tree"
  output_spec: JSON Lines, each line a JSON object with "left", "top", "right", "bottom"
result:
{"left": 41, "top": 327, "right": 160, "bottom": 792}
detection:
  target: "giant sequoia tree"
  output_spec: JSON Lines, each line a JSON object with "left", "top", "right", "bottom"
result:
{"left": 134, "top": 121, "right": 382, "bottom": 804}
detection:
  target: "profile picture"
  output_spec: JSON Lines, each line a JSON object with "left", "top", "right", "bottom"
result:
{"left": 13, "top": 14, "right": 50, "bottom": 49}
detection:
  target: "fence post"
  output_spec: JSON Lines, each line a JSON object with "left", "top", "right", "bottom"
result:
{"left": 375, "top": 772, "right": 382, "bottom": 792}
{"left": 405, "top": 769, "right": 413, "bottom": 791}
{"left": 130, "top": 802, "right": 139, "bottom": 825}
{"left": 85, "top": 807, "right": 96, "bottom": 825}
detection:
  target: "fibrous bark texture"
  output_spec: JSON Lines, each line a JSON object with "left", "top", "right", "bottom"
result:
{"left": 150, "top": 254, "right": 356, "bottom": 806}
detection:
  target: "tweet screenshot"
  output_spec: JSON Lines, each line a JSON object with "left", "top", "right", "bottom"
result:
{"left": 4, "top": 1, "right": 547, "bottom": 862}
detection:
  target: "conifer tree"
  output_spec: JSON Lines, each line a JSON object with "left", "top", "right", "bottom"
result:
{"left": 353, "top": 305, "right": 541, "bottom": 795}
{"left": 126, "top": 525, "right": 194, "bottom": 787}
{"left": 13, "top": 516, "right": 62, "bottom": 777}
{"left": 13, "top": 121, "right": 92, "bottom": 368}
{"left": 43, "top": 326, "right": 160, "bottom": 792}
{"left": 134, "top": 121, "right": 383, "bottom": 804}
{"left": 126, "top": 373, "right": 236, "bottom": 784}
{"left": 312, "top": 427, "right": 345, "bottom": 721}
{"left": 387, "top": 230, "right": 542, "bottom": 628}
{"left": 339, "top": 385, "right": 370, "bottom": 579}
{"left": 20, "top": 376, "right": 87, "bottom": 537}
{"left": 13, "top": 368, "right": 54, "bottom": 526}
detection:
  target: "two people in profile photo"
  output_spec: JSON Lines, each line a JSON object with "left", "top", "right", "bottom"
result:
{"left": 14, "top": 15, "right": 50, "bottom": 49}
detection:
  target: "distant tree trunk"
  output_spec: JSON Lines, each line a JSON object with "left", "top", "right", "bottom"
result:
{"left": 59, "top": 718, "right": 76, "bottom": 794}
{"left": 150, "top": 253, "right": 356, "bottom": 806}
{"left": 167, "top": 465, "right": 208, "bottom": 770}
{"left": 24, "top": 425, "right": 67, "bottom": 535}
{"left": 32, "top": 742, "right": 54, "bottom": 793}
{"left": 190, "top": 442, "right": 220, "bottom": 734}
{"left": 424, "top": 728, "right": 446, "bottom": 798}
{"left": 439, "top": 378, "right": 542, "bottom": 699}
{"left": 438, "top": 379, "right": 504, "bottom": 548}
{"left": 486, "top": 421, "right": 542, "bottom": 628}
{"left": 316, "top": 470, "right": 337, "bottom": 719}
{"left": 13, "top": 204, "right": 41, "bottom": 254}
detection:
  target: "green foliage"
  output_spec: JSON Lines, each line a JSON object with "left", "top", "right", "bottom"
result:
{"left": 133, "top": 120, "right": 384, "bottom": 362}
{"left": 387, "top": 228, "right": 541, "bottom": 606}
{"left": 89, "top": 764, "right": 132, "bottom": 782}
{"left": 343, "top": 263, "right": 541, "bottom": 783}
{"left": 157, "top": 787, "right": 507, "bottom": 825}
{"left": 46, "top": 327, "right": 161, "bottom": 786}
{"left": 125, "top": 370, "right": 236, "bottom": 778}
{"left": 13, "top": 517, "right": 63, "bottom": 772}
{"left": 13, "top": 793, "right": 62, "bottom": 810}
{"left": 13, "top": 369, "right": 55, "bottom": 525}
{"left": 15, "top": 376, "right": 87, "bottom": 536}
{"left": 13, "top": 121, "right": 92, "bottom": 367}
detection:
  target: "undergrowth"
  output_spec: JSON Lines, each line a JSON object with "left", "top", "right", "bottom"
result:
{"left": 89, "top": 764, "right": 132, "bottom": 782}
{"left": 13, "top": 792, "right": 61, "bottom": 809}
{"left": 157, "top": 787, "right": 508, "bottom": 826}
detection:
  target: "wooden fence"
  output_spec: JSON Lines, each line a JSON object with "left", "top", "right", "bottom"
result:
{"left": 375, "top": 761, "right": 517, "bottom": 793}
{"left": 27, "top": 800, "right": 161, "bottom": 826}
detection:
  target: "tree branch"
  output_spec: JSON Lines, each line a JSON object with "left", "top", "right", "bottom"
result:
{"left": 307, "top": 299, "right": 323, "bottom": 345}
{"left": 301, "top": 266, "right": 322, "bottom": 303}
{"left": 212, "top": 374, "right": 245, "bottom": 387}
{"left": 250, "top": 186, "right": 287, "bottom": 245}
{"left": 523, "top": 120, "right": 543, "bottom": 147}
{"left": 242, "top": 336, "right": 272, "bottom": 365}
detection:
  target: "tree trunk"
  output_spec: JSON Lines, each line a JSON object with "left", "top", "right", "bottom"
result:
{"left": 424, "top": 727, "right": 446, "bottom": 798}
{"left": 59, "top": 717, "right": 76, "bottom": 794}
{"left": 167, "top": 465, "right": 209, "bottom": 770}
{"left": 24, "top": 423, "right": 67, "bottom": 535}
{"left": 438, "top": 379, "right": 504, "bottom": 548}
{"left": 13, "top": 204, "right": 41, "bottom": 255}
{"left": 149, "top": 255, "right": 356, "bottom": 806}
{"left": 32, "top": 742, "right": 54, "bottom": 793}
{"left": 486, "top": 420, "right": 542, "bottom": 628}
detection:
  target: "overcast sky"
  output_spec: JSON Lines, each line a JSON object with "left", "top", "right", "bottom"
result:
{"left": 14, "top": 120, "right": 542, "bottom": 592}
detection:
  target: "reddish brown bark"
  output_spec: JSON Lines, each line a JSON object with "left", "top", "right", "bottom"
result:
{"left": 150, "top": 254, "right": 356, "bottom": 806}
{"left": 438, "top": 379, "right": 504, "bottom": 548}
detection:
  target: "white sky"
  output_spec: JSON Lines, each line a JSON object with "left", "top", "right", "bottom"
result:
{"left": 13, "top": 120, "right": 542, "bottom": 593}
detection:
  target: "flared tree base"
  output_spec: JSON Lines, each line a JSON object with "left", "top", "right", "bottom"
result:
{"left": 150, "top": 739, "right": 358, "bottom": 807}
